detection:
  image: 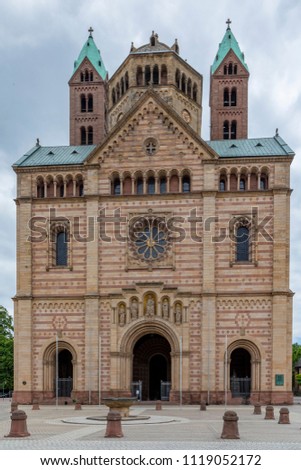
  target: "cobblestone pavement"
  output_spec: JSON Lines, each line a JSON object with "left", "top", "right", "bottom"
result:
{"left": 0, "top": 399, "right": 301, "bottom": 450}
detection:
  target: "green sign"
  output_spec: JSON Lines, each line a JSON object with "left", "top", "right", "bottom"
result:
{"left": 275, "top": 374, "right": 284, "bottom": 386}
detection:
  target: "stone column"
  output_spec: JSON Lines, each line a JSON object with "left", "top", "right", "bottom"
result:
{"left": 237, "top": 172, "right": 241, "bottom": 190}
{"left": 247, "top": 172, "right": 251, "bottom": 191}
{"left": 257, "top": 172, "right": 261, "bottom": 190}
{"left": 226, "top": 173, "right": 230, "bottom": 191}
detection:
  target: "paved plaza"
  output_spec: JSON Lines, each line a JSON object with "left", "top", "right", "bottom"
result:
{"left": 0, "top": 398, "right": 301, "bottom": 450}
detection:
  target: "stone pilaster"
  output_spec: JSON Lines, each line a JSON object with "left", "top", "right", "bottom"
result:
{"left": 84, "top": 197, "right": 100, "bottom": 401}
{"left": 201, "top": 165, "right": 217, "bottom": 400}
{"left": 271, "top": 189, "right": 292, "bottom": 400}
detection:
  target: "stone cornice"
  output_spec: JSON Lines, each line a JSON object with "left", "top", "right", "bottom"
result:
{"left": 216, "top": 156, "right": 293, "bottom": 165}
{"left": 13, "top": 164, "right": 88, "bottom": 174}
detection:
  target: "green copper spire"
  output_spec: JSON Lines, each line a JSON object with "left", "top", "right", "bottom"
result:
{"left": 211, "top": 19, "right": 248, "bottom": 74}
{"left": 73, "top": 27, "right": 107, "bottom": 80}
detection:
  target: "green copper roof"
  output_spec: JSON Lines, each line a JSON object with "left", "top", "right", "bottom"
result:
{"left": 211, "top": 24, "right": 248, "bottom": 74}
{"left": 206, "top": 136, "right": 294, "bottom": 158}
{"left": 73, "top": 31, "right": 107, "bottom": 80}
{"left": 14, "top": 136, "right": 293, "bottom": 169}
{"left": 13, "top": 145, "right": 96, "bottom": 167}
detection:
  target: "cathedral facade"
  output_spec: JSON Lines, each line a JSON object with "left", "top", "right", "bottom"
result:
{"left": 13, "top": 24, "right": 294, "bottom": 405}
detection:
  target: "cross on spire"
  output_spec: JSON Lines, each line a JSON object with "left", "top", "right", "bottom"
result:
{"left": 226, "top": 18, "right": 232, "bottom": 30}
{"left": 88, "top": 26, "right": 94, "bottom": 37}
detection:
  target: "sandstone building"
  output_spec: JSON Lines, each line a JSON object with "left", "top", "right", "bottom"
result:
{"left": 13, "top": 23, "right": 294, "bottom": 404}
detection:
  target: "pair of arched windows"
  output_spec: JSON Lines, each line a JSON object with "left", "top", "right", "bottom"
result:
{"left": 80, "top": 94, "right": 93, "bottom": 113}
{"left": 223, "top": 88, "right": 237, "bottom": 107}
{"left": 81, "top": 126, "right": 93, "bottom": 145}
{"left": 223, "top": 120, "right": 237, "bottom": 139}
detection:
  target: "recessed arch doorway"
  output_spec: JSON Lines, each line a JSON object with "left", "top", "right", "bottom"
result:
{"left": 133, "top": 334, "right": 171, "bottom": 401}
{"left": 43, "top": 341, "right": 76, "bottom": 398}
{"left": 57, "top": 349, "right": 73, "bottom": 397}
{"left": 230, "top": 347, "right": 251, "bottom": 398}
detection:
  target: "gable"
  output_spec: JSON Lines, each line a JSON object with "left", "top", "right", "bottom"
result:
{"left": 86, "top": 90, "right": 218, "bottom": 171}
{"left": 214, "top": 49, "right": 249, "bottom": 76}
{"left": 69, "top": 57, "right": 106, "bottom": 84}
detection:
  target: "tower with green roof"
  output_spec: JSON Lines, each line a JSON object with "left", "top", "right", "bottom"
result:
{"left": 210, "top": 19, "right": 249, "bottom": 140}
{"left": 69, "top": 27, "right": 108, "bottom": 146}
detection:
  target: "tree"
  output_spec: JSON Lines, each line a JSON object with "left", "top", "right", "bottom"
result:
{"left": 0, "top": 305, "right": 14, "bottom": 393}
{"left": 293, "top": 343, "right": 301, "bottom": 366}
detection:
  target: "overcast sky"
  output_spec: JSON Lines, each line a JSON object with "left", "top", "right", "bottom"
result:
{"left": 0, "top": 0, "right": 300, "bottom": 341}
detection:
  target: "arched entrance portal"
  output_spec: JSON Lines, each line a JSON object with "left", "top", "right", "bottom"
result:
{"left": 133, "top": 334, "right": 171, "bottom": 401}
{"left": 43, "top": 341, "right": 76, "bottom": 399}
{"left": 230, "top": 347, "right": 251, "bottom": 398}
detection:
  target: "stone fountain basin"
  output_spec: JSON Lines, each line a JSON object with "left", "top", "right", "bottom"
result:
{"left": 102, "top": 397, "right": 138, "bottom": 417}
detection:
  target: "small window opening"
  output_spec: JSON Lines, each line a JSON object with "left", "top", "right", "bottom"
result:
{"left": 219, "top": 178, "right": 226, "bottom": 191}
{"left": 56, "top": 231, "right": 68, "bottom": 266}
{"left": 223, "top": 121, "right": 229, "bottom": 140}
{"left": 231, "top": 121, "right": 237, "bottom": 139}
{"left": 147, "top": 177, "right": 155, "bottom": 194}
{"left": 182, "top": 175, "right": 190, "bottom": 193}
{"left": 236, "top": 226, "right": 250, "bottom": 262}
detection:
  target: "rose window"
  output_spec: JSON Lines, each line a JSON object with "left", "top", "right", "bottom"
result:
{"left": 130, "top": 216, "right": 169, "bottom": 261}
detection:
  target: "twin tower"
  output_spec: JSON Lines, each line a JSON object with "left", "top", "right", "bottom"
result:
{"left": 69, "top": 22, "right": 249, "bottom": 147}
